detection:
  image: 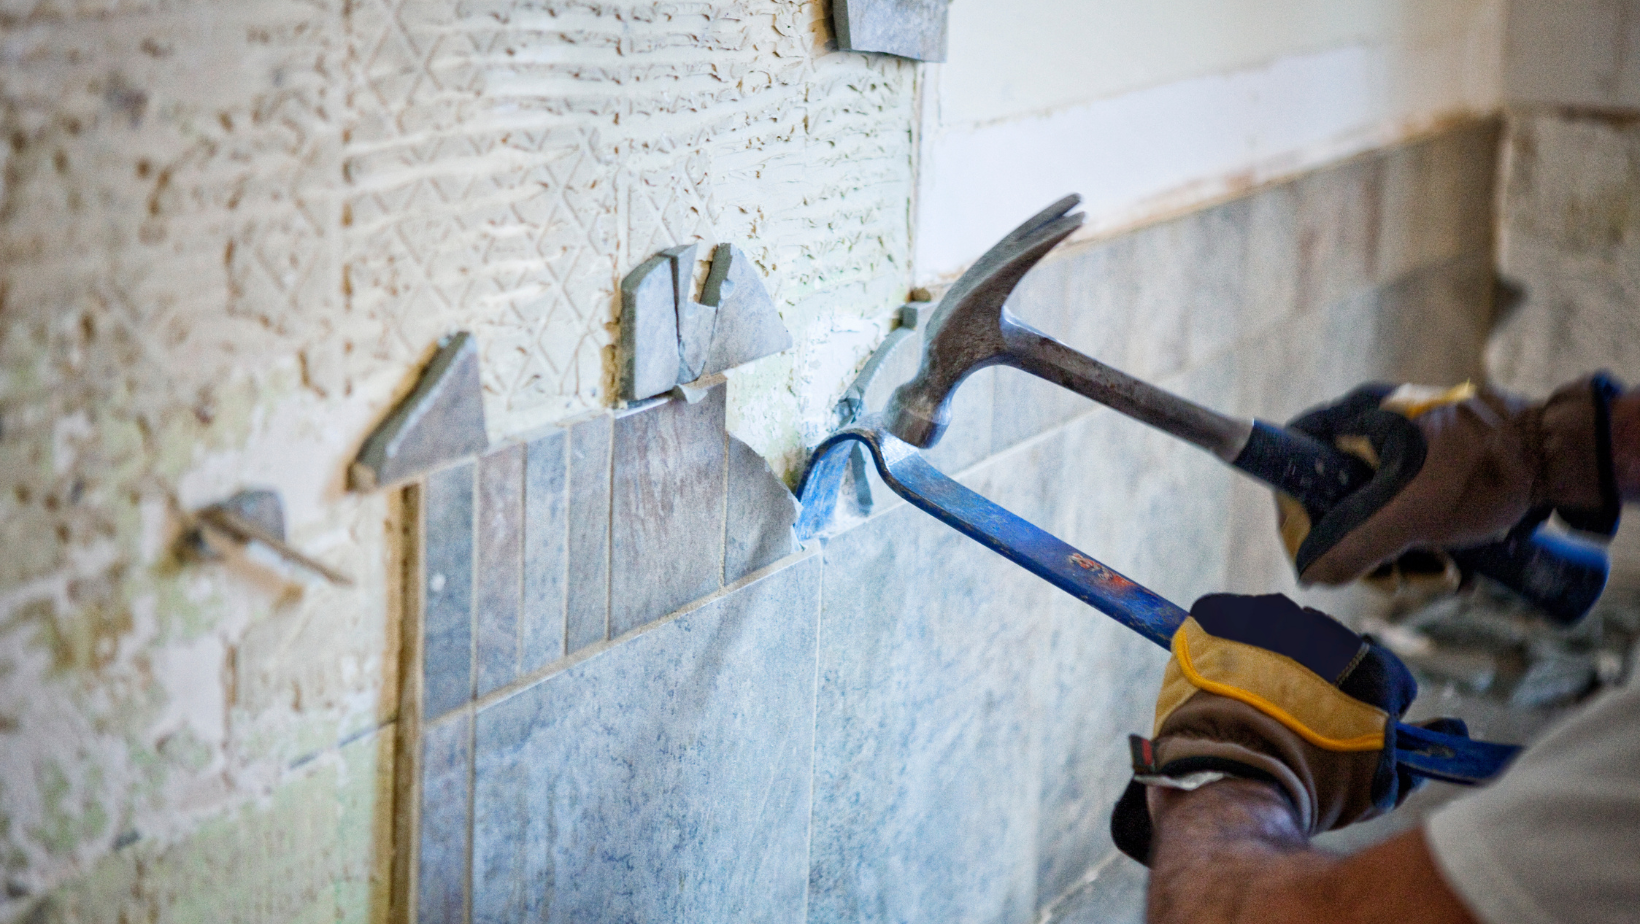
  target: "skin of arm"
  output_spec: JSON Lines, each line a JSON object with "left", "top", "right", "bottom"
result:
{"left": 1609, "top": 391, "right": 1640, "bottom": 502}
{"left": 1145, "top": 780, "right": 1480, "bottom": 924}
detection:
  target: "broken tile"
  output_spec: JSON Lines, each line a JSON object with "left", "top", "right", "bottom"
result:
{"left": 725, "top": 436, "right": 799, "bottom": 583}
{"left": 522, "top": 429, "right": 568, "bottom": 675}
{"left": 834, "top": 0, "right": 952, "bottom": 62}
{"left": 475, "top": 444, "right": 524, "bottom": 696}
{"left": 665, "top": 244, "right": 718, "bottom": 383}
{"left": 619, "top": 254, "right": 681, "bottom": 401}
{"left": 565, "top": 415, "right": 612, "bottom": 654}
{"left": 423, "top": 462, "right": 474, "bottom": 720}
{"left": 699, "top": 244, "right": 793, "bottom": 376}
{"left": 609, "top": 387, "right": 728, "bottom": 637}
{"left": 352, "top": 332, "right": 489, "bottom": 491}
{"left": 1511, "top": 653, "right": 1597, "bottom": 708}
{"left": 418, "top": 713, "right": 472, "bottom": 924}
{"left": 470, "top": 556, "right": 820, "bottom": 924}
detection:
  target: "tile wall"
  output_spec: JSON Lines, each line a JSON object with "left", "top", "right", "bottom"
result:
{"left": 397, "top": 120, "right": 1501, "bottom": 924}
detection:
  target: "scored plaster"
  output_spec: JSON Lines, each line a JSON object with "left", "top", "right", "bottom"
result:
{"left": 0, "top": 0, "right": 914, "bottom": 909}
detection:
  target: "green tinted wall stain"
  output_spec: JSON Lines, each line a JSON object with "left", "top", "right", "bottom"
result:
{"left": 21, "top": 732, "right": 394, "bottom": 924}
{"left": 31, "top": 764, "right": 108, "bottom": 858}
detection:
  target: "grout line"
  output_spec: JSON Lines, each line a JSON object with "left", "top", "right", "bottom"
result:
{"left": 464, "top": 465, "right": 479, "bottom": 923}
{"left": 462, "top": 707, "right": 476, "bottom": 924}
{"left": 469, "top": 546, "right": 821, "bottom": 715}
{"left": 513, "top": 446, "right": 524, "bottom": 685}
{"left": 560, "top": 429, "right": 571, "bottom": 664}
{"left": 720, "top": 425, "right": 730, "bottom": 586}
{"left": 391, "top": 482, "right": 427, "bottom": 924}
{"left": 467, "top": 463, "right": 479, "bottom": 708}
{"left": 602, "top": 415, "right": 615, "bottom": 646}
{"left": 799, "top": 544, "right": 826, "bottom": 924}
{"left": 1031, "top": 850, "right": 1123, "bottom": 924}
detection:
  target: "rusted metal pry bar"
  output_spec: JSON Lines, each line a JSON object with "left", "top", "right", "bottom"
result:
{"left": 795, "top": 419, "right": 1521, "bottom": 785}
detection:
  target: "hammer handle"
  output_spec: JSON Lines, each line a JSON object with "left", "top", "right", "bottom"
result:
{"left": 1234, "top": 422, "right": 1607, "bottom": 623}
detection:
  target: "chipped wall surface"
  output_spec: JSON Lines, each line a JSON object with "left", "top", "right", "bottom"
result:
{"left": 0, "top": 1, "right": 913, "bottom": 916}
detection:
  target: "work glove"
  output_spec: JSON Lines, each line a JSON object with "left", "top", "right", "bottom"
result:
{"left": 1277, "top": 375, "right": 1623, "bottom": 586}
{"left": 1110, "top": 593, "right": 1464, "bottom": 866}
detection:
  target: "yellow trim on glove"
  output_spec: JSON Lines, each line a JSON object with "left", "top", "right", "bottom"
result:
{"left": 1382, "top": 381, "right": 1477, "bottom": 419}
{"left": 1154, "top": 618, "right": 1388, "bottom": 753}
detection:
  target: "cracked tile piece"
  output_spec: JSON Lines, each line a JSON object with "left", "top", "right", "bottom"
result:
{"left": 423, "top": 463, "right": 475, "bottom": 721}
{"left": 475, "top": 444, "right": 524, "bottom": 697}
{"left": 834, "top": 0, "right": 952, "bottom": 62}
{"left": 699, "top": 245, "right": 793, "bottom": 376}
{"left": 522, "top": 429, "right": 568, "bottom": 675}
{"left": 609, "top": 387, "right": 728, "bottom": 637}
{"left": 725, "top": 436, "right": 800, "bottom": 583}
{"left": 351, "top": 332, "right": 489, "bottom": 491}
{"left": 619, "top": 254, "right": 682, "bottom": 401}
{"left": 665, "top": 244, "right": 719, "bottom": 383}
{"left": 566, "top": 415, "right": 613, "bottom": 655}
{"left": 470, "top": 555, "right": 819, "bottom": 924}
{"left": 418, "top": 713, "right": 472, "bottom": 924}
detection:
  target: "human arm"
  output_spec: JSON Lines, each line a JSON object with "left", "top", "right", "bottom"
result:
{"left": 1145, "top": 781, "right": 1479, "bottom": 924}
{"left": 1609, "top": 390, "right": 1640, "bottom": 500}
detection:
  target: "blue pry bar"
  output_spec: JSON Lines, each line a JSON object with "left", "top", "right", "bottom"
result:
{"left": 796, "top": 420, "right": 1522, "bottom": 785}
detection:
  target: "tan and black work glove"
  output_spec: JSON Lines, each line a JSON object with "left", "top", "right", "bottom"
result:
{"left": 1110, "top": 593, "right": 1466, "bottom": 866}
{"left": 1277, "top": 376, "right": 1623, "bottom": 587}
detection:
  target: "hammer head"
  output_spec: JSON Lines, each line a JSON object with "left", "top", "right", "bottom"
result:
{"left": 886, "top": 195, "right": 1085, "bottom": 447}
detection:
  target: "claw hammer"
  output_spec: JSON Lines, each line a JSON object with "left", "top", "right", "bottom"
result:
{"left": 883, "top": 195, "right": 1608, "bottom": 623}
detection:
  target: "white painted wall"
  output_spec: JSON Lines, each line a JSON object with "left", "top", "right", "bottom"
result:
{"left": 916, "top": 0, "right": 1506, "bottom": 280}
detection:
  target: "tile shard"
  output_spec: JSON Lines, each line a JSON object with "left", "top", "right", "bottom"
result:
{"left": 725, "top": 435, "right": 800, "bottom": 582}
{"left": 350, "top": 332, "right": 489, "bottom": 491}
{"left": 699, "top": 244, "right": 793, "bottom": 376}
{"left": 619, "top": 254, "right": 682, "bottom": 401}
{"left": 833, "top": 0, "right": 952, "bottom": 62}
{"left": 665, "top": 244, "right": 719, "bottom": 383}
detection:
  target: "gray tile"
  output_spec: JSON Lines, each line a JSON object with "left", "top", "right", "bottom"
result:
{"left": 1293, "top": 155, "right": 1384, "bottom": 316}
{"left": 1240, "top": 179, "right": 1303, "bottom": 338}
{"left": 724, "top": 436, "right": 799, "bottom": 583}
{"left": 620, "top": 254, "right": 682, "bottom": 401}
{"left": 566, "top": 415, "right": 612, "bottom": 654}
{"left": 833, "top": 0, "right": 952, "bottom": 62}
{"left": 352, "top": 331, "right": 490, "bottom": 491}
{"left": 470, "top": 556, "right": 820, "bottom": 924}
{"left": 475, "top": 444, "right": 524, "bottom": 696}
{"left": 609, "top": 387, "right": 728, "bottom": 637}
{"left": 810, "top": 500, "right": 1051, "bottom": 924}
{"left": 522, "top": 430, "right": 567, "bottom": 675}
{"left": 424, "top": 463, "right": 475, "bottom": 720}
{"left": 418, "top": 713, "right": 472, "bottom": 924}
{"left": 699, "top": 244, "right": 793, "bottom": 376}
{"left": 1180, "top": 198, "right": 1251, "bottom": 367}
{"left": 1039, "top": 855, "right": 1147, "bottom": 924}
{"left": 1121, "top": 220, "right": 1195, "bottom": 382}
{"left": 990, "top": 252, "right": 1100, "bottom": 452}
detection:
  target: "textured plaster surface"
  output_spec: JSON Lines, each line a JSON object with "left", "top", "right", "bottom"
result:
{"left": 0, "top": 0, "right": 913, "bottom": 916}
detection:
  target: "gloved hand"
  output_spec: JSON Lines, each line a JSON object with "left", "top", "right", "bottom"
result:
{"left": 1110, "top": 593, "right": 1462, "bottom": 866}
{"left": 1277, "top": 376, "right": 1623, "bottom": 586}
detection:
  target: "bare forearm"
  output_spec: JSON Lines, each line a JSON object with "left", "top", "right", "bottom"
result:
{"left": 1145, "top": 779, "right": 1329, "bottom": 924}
{"left": 1611, "top": 392, "right": 1640, "bottom": 502}
{"left": 1145, "top": 781, "right": 1479, "bottom": 924}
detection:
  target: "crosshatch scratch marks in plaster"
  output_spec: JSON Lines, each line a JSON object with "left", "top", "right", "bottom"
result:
{"left": 340, "top": 0, "right": 918, "bottom": 441}
{"left": 0, "top": 0, "right": 913, "bottom": 907}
